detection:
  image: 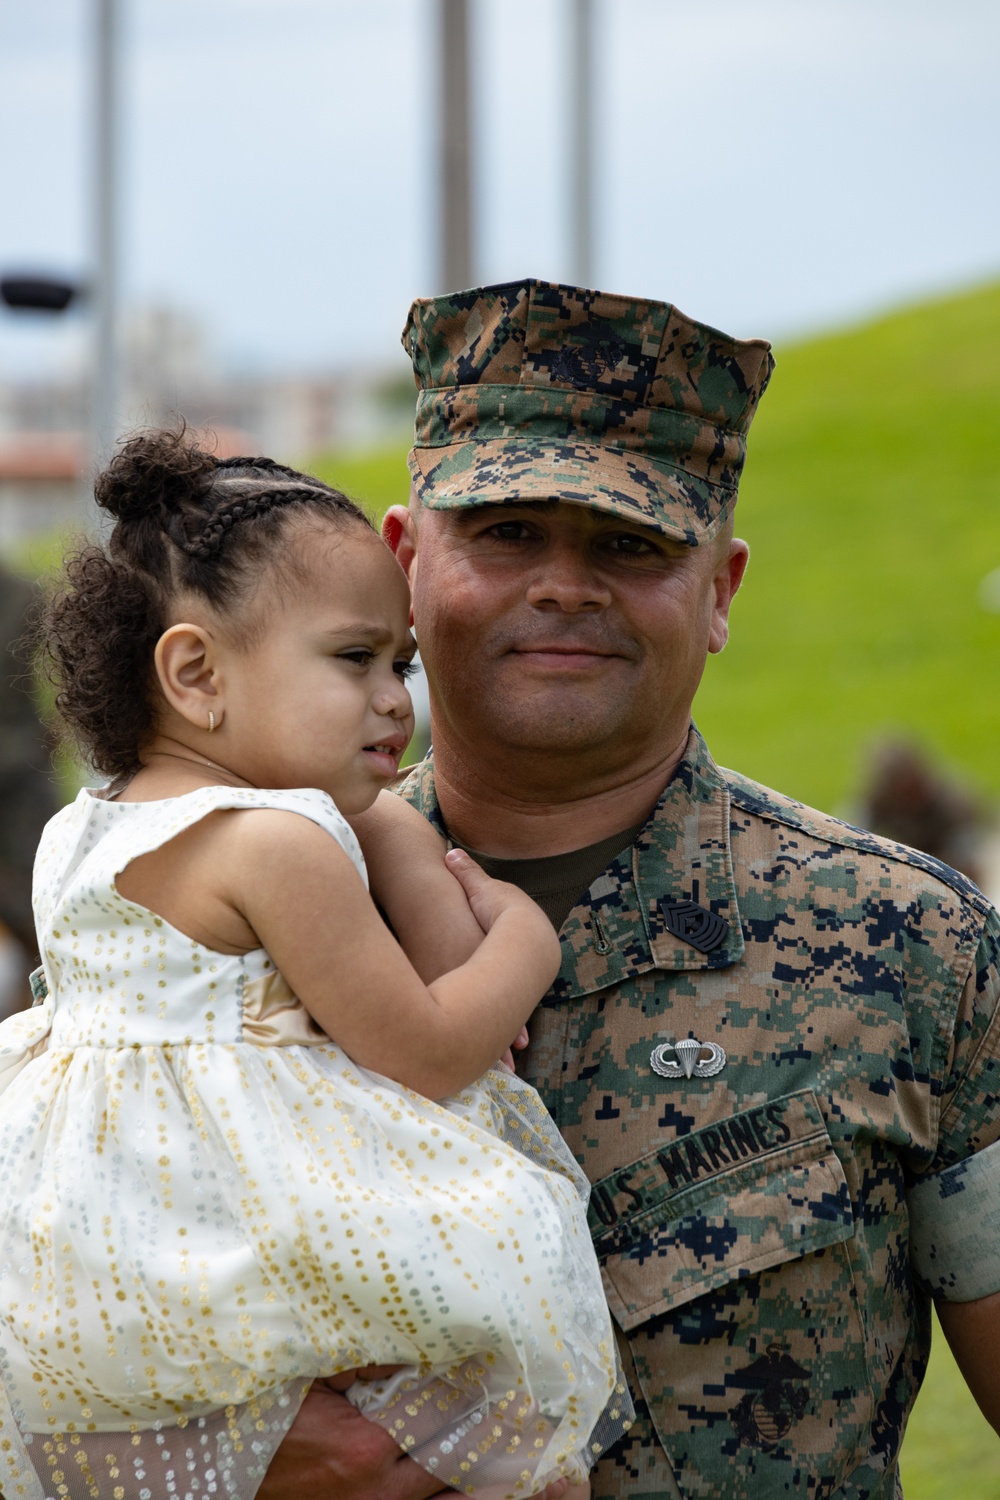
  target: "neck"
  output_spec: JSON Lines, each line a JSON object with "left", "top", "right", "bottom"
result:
{"left": 126, "top": 735, "right": 255, "bottom": 796}
{"left": 430, "top": 727, "right": 691, "bottom": 858}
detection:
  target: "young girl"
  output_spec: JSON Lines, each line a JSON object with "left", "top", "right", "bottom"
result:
{"left": 0, "top": 431, "right": 632, "bottom": 1500}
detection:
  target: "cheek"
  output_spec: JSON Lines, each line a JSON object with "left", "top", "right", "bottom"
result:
{"left": 414, "top": 566, "right": 503, "bottom": 647}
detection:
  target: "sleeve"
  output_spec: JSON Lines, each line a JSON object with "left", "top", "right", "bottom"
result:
{"left": 254, "top": 787, "right": 369, "bottom": 890}
{"left": 908, "top": 901, "right": 1000, "bottom": 1302}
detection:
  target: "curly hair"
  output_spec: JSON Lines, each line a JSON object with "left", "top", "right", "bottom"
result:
{"left": 41, "top": 427, "right": 373, "bottom": 781}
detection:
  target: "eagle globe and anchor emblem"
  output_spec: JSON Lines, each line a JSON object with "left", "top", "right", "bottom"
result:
{"left": 730, "top": 1340, "right": 812, "bottom": 1449}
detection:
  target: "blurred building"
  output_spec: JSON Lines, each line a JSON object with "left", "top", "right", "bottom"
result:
{"left": 0, "top": 303, "right": 413, "bottom": 542}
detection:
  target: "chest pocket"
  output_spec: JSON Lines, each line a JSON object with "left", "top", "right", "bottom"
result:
{"left": 589, "top": 1088, "right": 853, "bottom": 1325}
{"left": 588, "top": 1089, "right": 874, "bottom": 1498}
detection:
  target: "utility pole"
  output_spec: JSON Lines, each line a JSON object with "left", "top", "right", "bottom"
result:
{"left": 91, "top": 0, "right": 121, "bottom": 495}
{"left": 569, "top": 0, "right": 595, "bottom": 287}
{"left": 438, "top": 0, "right": 473, "bottom": 292}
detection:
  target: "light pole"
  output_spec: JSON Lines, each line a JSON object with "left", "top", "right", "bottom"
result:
{"left": 438, "top": 0, "right": 473, "bottom": 293}
{"left": 569, "top": 0, "right": 595, "bottom": 288}
{"left": 91, "top": 0, "right": 121, "bottom": 478}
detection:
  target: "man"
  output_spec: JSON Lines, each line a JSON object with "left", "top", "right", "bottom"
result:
{"left": 262, "top": 279, "right": 1000, "bottom": 1499}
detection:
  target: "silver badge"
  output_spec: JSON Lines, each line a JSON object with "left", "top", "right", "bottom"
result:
{"left": 650, "top": 1037, "right": 727, "bottom": 1080}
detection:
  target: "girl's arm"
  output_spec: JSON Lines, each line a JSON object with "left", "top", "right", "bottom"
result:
{"left": 346, "top": 792, "right": 485, "bottom": 982}
{"left": 224, "top": 810, "right": 560, "bottom": 1099}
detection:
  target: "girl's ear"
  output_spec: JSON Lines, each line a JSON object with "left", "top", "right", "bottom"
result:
{"left": 154, "top": 623, "right": 223, "bottom": 734}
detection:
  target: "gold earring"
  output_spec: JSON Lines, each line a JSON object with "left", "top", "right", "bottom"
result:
{"left": 208, "top": 711, "right": 216, "bottom": 734}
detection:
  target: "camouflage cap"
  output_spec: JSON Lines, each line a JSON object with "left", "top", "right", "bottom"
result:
{"left": 401, "top": 279, "right": 774, "bottom": 544}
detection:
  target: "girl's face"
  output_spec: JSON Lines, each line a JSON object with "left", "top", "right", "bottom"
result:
{"left": 217, "top": 523, "right": 416, "bottom": 812}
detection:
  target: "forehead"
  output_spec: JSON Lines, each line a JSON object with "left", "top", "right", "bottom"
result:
{"left": 278, "top": 520, "right": 411, "bottom": 615}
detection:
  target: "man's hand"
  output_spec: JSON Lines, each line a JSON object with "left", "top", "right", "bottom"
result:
{"left": 259, "top": 1380, "right": 582, "bottom": 1500}
{"left": 257, "top": 1380, "right": 448, "bottom": 1500}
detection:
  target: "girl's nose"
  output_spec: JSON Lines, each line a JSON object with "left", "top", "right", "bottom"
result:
{"left": 374, "top": 677, "right": 412, "bottom": 718}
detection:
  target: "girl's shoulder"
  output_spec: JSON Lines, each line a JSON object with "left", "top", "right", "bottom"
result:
{"left": 36, "top": 783, "right": 366, "bottom": 896}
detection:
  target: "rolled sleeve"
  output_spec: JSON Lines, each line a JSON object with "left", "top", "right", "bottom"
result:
{"left": 909, "top": 1136, "right": 1000, "bottom": 1301}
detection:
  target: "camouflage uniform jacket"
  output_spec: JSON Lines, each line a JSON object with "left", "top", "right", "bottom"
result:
{"left": 397, "top": 726, "right": 1000, "bottom": 1500}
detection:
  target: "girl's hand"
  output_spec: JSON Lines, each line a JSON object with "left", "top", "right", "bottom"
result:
{"left": 444, "top": 849, "right": 539, "bottom": 932}
{"left": 500, "top": 1025, "right": 529, "bottom": 1072}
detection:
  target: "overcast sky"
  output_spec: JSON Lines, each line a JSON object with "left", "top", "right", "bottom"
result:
{"left": 1, "top": 0, "right": 999, "bottom": 382}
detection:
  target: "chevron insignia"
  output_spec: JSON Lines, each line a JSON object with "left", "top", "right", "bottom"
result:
{"left": 659, "top": 897, "right": 728, "bottom": 953}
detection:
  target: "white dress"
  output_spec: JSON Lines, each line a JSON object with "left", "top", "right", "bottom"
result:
{"left": 0, "top": 786, "right": 632, "bottom": 1500}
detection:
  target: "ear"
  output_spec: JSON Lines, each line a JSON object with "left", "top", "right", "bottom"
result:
{"left": 707, "top": 539, "right": 750, "bottom": 655}
{"left": 154, "top": 623, "right": 223, "bottom": 733}
{"left": 382, "top": 505, "right": 417, "bottom": 581}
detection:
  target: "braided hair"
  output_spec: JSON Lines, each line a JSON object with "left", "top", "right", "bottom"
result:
{"left": 41, "top": 428, "right": 374, "bottom": 780}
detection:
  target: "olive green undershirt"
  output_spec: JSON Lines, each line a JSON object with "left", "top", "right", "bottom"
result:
{"left": 457, "top": 822, "right": 646, "bottom": 932}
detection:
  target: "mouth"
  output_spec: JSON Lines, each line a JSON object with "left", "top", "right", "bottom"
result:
{"left": 361, "top": 736, "right": 409, "bottom": 773}
{"left": 509, "top": 644, "right": 622, "bottom": 670}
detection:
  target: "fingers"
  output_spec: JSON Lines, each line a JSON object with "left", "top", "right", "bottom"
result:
{"left": 319, "top": 1364, "right": 405, "bottom": 1392}
{"left": 259, "top": 1383, "right": 449, "bottom": 1500}
{"left": 443, "top": 848, "right": 486, "bottom": 893}
{"left": 500, "top": 1026, "right": 529, "bottom": 1071}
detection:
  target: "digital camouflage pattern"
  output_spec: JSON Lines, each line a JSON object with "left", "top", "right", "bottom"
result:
{"left": 397, "top": 727, "right": 1000, "bottom": 1500}
{"left": 909, "top": 1133, "right": 1000, "bottom": 1302}
{"left": 401, "top": 280, "right": 774, "bottom": 545}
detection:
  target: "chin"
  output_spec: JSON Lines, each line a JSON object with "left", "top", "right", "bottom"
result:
{"left": 483, "top": 703, "right": 627, "bottom": 755}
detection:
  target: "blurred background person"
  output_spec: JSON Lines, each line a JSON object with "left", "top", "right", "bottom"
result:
{"left": 0, "top": 562, "right": 58, "bottom": 1019}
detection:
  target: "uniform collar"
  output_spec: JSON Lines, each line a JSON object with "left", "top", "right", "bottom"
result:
{"left": 395, "top": 724, "right": 745, "bottom": 1002}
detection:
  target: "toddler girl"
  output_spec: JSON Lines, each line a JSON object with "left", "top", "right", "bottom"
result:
{"left": 0, "top": 431, "right": 632, "bottom": 1500}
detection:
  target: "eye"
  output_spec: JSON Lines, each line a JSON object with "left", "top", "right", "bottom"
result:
{"left": 605, "top": 531, "right": 658, "bottom": 557}
{"left": 338, "top": 648, "right": 374, "bottom": 669}
{"left": 394, "top": 658, "right": 419, "bottom": 680}
{"left": 485, "top": 519, "right": 536, "bottom": 542}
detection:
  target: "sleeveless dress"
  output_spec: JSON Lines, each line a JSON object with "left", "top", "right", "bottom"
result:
{"left": 0, "top": 785, "right": 632, "bottom": 1500}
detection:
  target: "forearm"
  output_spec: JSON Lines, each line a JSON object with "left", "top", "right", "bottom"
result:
{"left": 403, "top": 908, "right": 560, "bottom": 1097}
{"left": 937, "top": 1290, "right": 1000, "bottom": 1434}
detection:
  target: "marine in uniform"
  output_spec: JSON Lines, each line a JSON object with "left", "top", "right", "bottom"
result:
{"left": 386, "top": 279, "right": 1000, "bottom": 1499}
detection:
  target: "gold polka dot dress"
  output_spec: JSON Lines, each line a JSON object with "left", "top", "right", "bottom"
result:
{"left": 0, "top": 787, "right": 632, "bottom": 1500}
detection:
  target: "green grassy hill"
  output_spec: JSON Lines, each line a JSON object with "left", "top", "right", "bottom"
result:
{"left": 313, "top": 277, "right": 1000, "bottom": 819}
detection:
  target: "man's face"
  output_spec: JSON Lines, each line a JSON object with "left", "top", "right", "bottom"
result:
{"left": 387, "top": 500, "right": 748, "bottom": 790}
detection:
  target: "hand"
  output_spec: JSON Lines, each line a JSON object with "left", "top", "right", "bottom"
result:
{"left": 444, "top": 849, "right": 541, "bottom": 935}
{"left": 500, "top": 1024, "right": 529, "bottom": 1072}
{"left": 258, "top": 1379, "right": 448, "bottom": 1500}
{"left": 259, "top": 1376, "right": 585, "bottom": 1500}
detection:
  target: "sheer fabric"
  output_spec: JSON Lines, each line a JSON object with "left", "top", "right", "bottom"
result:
{"left": 0, "top": 787, "right": 632, "bottom": 1499}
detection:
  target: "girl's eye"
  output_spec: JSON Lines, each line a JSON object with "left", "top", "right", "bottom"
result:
{"left": 339, "top": 649, "right": 374, "bottom": 668}
{"left": 394, "top": 659, "right": 419, "bottom": 679}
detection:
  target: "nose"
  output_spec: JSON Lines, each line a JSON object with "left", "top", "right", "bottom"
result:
{"left": 524, "top": 539, "right": 612, "bottom": 612}
{"left": 373, "top": 673, "right": 412, "bottom": 719}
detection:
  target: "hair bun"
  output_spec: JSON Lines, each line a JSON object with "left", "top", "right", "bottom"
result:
{"left": 95, "top": 428, "right": 217, "bottom": 523}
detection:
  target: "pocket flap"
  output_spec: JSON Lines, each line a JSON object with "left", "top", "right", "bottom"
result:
{"left": 588, "top": 1089, "right": 854, "bottom": 1331}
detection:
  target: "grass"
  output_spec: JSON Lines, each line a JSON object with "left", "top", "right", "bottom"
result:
{"left": 900, "top": 1315, "right": 1000, "bottom": 1497}
{"left": 697, "top": 279, "right": 1000, "bottom": 815}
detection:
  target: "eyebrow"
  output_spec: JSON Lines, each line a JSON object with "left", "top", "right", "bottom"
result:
{"left": 451, "top": 501, "right": 559, "bottom": 526}
{"left": 318, "top": 623, "right": 416, "bottom": 651}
